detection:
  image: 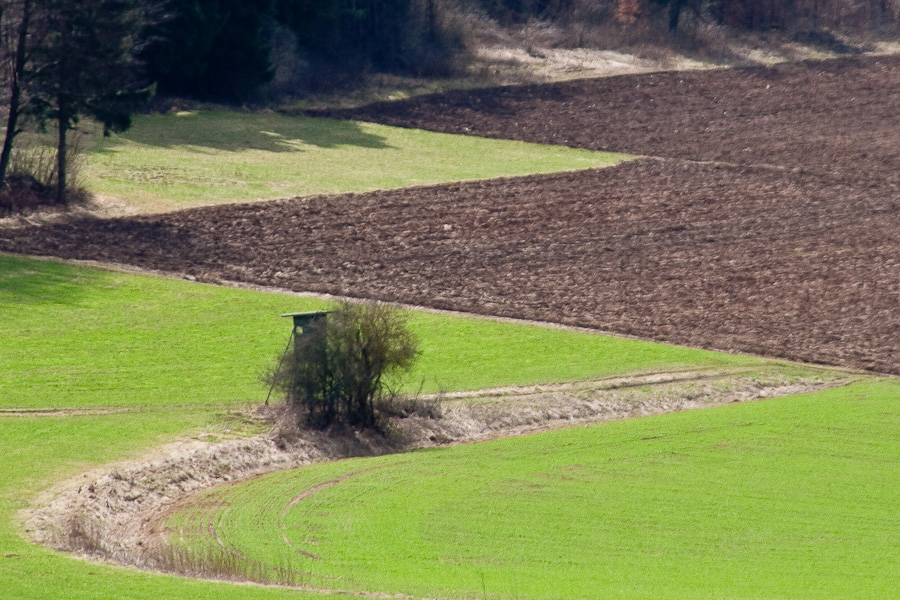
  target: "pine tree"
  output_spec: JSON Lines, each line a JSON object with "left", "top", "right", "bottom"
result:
{"left": 24, "top": 0, "right": 149, "bottom": 203}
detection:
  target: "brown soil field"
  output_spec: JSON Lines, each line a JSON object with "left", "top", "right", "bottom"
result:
{"left": 3, "top": 56, "right": 899, "bottom": 374}
{"left": 317, "top": 55, "right": 900, "bottom": 187}
{"left": 4, "top": 157, "right": 899, "bottom": 373}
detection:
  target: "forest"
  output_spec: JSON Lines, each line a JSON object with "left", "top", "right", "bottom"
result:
{"left": 147, "top": 0, "right": 900, "bottom": 102}
{"left": 7, "top": 0, "right": 894, "bottom": 105}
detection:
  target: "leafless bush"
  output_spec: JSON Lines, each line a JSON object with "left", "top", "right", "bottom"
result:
{"left": 267, "top": 302, "right": 420, "bottom": 430}
{"left": 404, "top": 0, "right": 474, "bottom": 76}
{"left": 0, "top": 130, "right": 91, "bottom": 213}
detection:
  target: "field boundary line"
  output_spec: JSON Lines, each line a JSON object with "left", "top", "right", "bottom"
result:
{"left": 3, "top": 252, "right": 871, "bottom": 376}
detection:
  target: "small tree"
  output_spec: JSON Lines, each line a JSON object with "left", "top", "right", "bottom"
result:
{"left": 272, "top": 302, "right": 419, "bottom": 430}
{"left": 23, "top": 0, "right": 150, "bottom": 204}
{"left": 0, "top": 0, "right": 34, "bottom": 189}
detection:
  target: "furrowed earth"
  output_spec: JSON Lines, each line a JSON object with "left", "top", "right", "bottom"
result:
{"left": 3, "top": 55, "right": 899, "bottom": 376}
{"left": 317, "top": 55, "right": 900, "bottom": 186}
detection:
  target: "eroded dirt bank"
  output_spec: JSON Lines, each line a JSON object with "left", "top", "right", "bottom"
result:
{"left": 26, "top": 371, "right": 842, "bottom": 582}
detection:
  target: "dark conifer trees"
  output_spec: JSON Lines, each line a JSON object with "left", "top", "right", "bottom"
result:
{"left": 0, "top": 0, "right": 148, "bottom": 202}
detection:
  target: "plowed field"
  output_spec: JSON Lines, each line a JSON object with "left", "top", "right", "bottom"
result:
{"left": 4, "top": 56, "right": 899, "bottom": 374}
{"left": 317, "top": 55, "right": 900, "bottom": 186}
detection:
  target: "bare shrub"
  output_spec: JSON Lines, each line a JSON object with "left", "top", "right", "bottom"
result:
{"left": 0, "top": 130, "right": 91, "bottom": 213}
{"left": 268, "top": 302, "right": 420, "bottom": 430}
{"left": 405, "top": 0, "right": 473, "bottom": 76}
{"left": 0, "top": 172, "right": 53, "bottom": 214}
{"left": 259, "top": 21, "right": 309, "bottom": 100}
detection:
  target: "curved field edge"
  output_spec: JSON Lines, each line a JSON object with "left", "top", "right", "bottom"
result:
{"left": 0, "top": 254, "right": 773, "bottom": 411}
{"left": 162, "top": 380, "right": 900, "bottom": 600}
{"left": 81, "top": 111, "right": 630, "bottom": 213}
{"left": 1, "top": 407, "right": 327, "bottom": 600}
{"left": 321, "top": 55, "right": 900, "bottom": 186}
{"left": 7, "top": 157, "right": 900, "bottom": 376}
{"left": 28, "top": 371, "right": 843, "bottom": 575}
{"left": 0, "top": 254, "right": 814, "bottom": 600}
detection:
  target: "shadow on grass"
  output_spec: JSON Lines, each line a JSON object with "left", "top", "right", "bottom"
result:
{"left": 95, "top": 111, "right": 393, "bottom": 154}
{"left": 0, "top": 254, "right": 103, "bottom": 306}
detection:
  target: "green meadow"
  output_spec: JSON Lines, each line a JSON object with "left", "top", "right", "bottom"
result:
{"left": 81, "top": 111, "right": 629, "bottom": 212}
{"left": 0, "top": 254, "right": 761, "bottom": 411}
{"left": 0, "top": 253, "right": 858, "bottom": 600}
{"left": 167, "top": 380, "right": 900, "bottom": 600}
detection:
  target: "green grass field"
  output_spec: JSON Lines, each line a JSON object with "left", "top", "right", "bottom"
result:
{"left": 164, "top": 380, "right": 900, "bottom": 600}
{"left": 0, "top": 254, "right": 763, "bottom": 410}
{"left": 0, "top": 253, "right": 854, "bottom": 600}
{"left": 0, "top": 407, "right": 316, "bottom": 600}
{"left": 81, "top": 111, "right": 629, "bottom": 212}
{"left": 1, "top": 255, "right": 897, "bottom": 599}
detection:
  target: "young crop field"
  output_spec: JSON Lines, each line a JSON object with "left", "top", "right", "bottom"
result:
{"left": 163, "top": 380, "right": 900, "bottom": 600}
{"left": 2, "top": 53, "right": 900, "bottom": 600}
{"left": 0, "top": 254, "right": 761, "bottom": 411}
{"left": 1, "top": 255, "right": 817, "bottom": 599}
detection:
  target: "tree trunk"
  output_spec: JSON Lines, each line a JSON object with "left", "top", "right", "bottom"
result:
{"left": 55, "top": 7, "right": 73, "bottom": 206}
{"left": 56, "top": 95, "right": 67, "bottom": 205}
{"left": 0, "top": 0, "right": 31, "bottom": 188}
{"left": 668, "top": 0, "right": 684, "bottom": 32}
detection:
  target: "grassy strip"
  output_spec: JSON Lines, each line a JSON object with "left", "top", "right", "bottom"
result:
{"left": 166, "top": 380, "right": 900, "bottom": 600}
{"left": 0, "top": 255, "right": 319, "bottom": 409}
{"left": 82, "top": 111, "right": 629, "bottom": 212}
{"left": 0, "top": 255, "right": 767, "bottom": 410}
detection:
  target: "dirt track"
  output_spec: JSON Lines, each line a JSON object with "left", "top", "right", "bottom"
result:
{"left": 3, "top": 56, "right": 900, "bottom": 374}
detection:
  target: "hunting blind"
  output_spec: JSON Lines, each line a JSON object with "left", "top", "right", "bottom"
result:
{"left": 265, "top": 310, "right": 330, "bottom": 405}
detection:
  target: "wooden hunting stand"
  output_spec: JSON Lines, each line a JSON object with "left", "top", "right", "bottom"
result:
{"left": 265, "top": 310, "right": 330, "bottom": 405}
{"left": 282, "top": 311, "right": 330, "bottom": 347}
